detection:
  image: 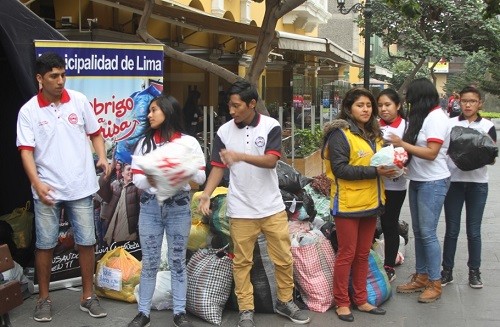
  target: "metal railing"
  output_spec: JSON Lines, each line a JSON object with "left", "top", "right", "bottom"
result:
{"left": 197, "top": 104, "right": 339, "bottom": 168}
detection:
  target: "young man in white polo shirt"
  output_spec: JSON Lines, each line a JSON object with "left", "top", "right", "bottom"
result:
{"left": 198, "top": 80, "right": 310, "bottom": 327}
{"left": 441, "top": 85, "right": 497, "bottom": 289}
{"left": 16, "top": 52, "right": 110, "bottom": 322}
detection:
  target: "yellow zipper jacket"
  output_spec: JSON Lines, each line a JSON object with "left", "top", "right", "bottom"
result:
{"left": 322, "top": 119, "right": 385, "bottom": 218}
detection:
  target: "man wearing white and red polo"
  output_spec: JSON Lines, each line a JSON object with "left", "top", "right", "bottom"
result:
{"left": 16, "top": 52, "right": 110, "bottom": 323}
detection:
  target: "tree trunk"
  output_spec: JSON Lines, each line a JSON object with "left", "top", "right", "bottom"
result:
{"left": 397, "top": 57, "right": 426, "bottom": 98}
{"left": 137, "top": 0, "right": 241, "bottom": 85}
{"left": 429, "top": 61, "right": 438, "bottom": 85}
{"left": 136, "top": 0, "right": 305, "bottom": 116}
{"left": 246, "top": 0, "right": 279, "bottom": 85}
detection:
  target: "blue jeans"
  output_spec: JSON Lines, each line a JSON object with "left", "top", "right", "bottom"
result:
{"left": 443, "top": 182, "right": 488, "bottom": 270}
{"left": 34, "top": 195, "right": 95, "bottom": 249}
{"left": 137, "top": 191, "right": 191, "bottom": 316}
{"left": 408, "top": 178, "right": 450, "bottom": 281}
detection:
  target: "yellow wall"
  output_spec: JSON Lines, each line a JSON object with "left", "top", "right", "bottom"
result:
{"left": 435, "top": 74, "right": 447, "bottom": 96}
{"left": 50, "top": 0, "right": 316, "bottom": 105}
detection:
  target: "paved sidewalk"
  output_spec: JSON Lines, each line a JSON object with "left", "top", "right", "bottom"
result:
{"left": 7, "top": 157, "right": 500, "bottom": 327}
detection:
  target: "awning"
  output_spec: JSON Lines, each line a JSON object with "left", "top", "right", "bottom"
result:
{"left": 275, "top": 31, "right": 327, "bottom": 52}
{"left": 90, "top": 0, "right": 359, "bottom": 65}
{"left": 275, "top": 32, "right": 362, "bottom": 65}
{"left": 352, "top": 78, "right": 392, "bottom": 86}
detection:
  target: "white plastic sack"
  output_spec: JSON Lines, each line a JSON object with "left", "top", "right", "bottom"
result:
{"left": 159, "top": 232, "right": 169, "bottom": 271}
{"left": 396, "top": 235, "right": 405, "bottom": 265}
{"left": 134, "top": 270, "right": 173, "bottom": 310}
{"left": 132, "top": 137, "right": 205, "bottom": 203}
{"left": 1, "top": 260, "right": 34, "bottom": 298}
{"left": 372, "top": 236, "right": 405, "bottom": 265}
{"left": 370, "top": 145, "right": 407, "bottom": 177}
{"left": 372, "top": 238, "right": 385, "bottom": 261}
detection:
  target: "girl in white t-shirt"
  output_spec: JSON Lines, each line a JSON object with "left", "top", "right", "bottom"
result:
{"left": 377, "top": 89, "right": 407, "bottom": 283}
{"left": 388, "top": 78, "right": 450, "bottom": 304}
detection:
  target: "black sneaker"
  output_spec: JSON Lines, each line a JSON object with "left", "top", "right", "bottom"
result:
{"left": 384, "top": 265, "right": 396, "bottom": 282}
{"left": 127, "top": 312, "right": 150, "bottom": 327}
{"left": 441, "top": 268, "right": 453, "bottom": 286}
{"left": 469, "top": 269, "right": 483, "bottom": 289}
{"left": 238, "top": 310, "right": 255, "bottom": 327}
{"left": 173, "top": 313, "right": 193, "bottom": 327}
{"left": 275, "top": 299, "right": 310, "bottom": 324}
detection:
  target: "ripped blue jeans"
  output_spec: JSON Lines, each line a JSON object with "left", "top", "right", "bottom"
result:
{"left": 137, "top": 191, "right": 191, "bottom": 316}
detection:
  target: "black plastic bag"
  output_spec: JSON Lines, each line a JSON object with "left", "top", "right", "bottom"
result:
{"left": 225, "top": 235, "right": 277, "bottom": 313}
{"left": 448, "top": 126, "right": 498, "bottom": 171}
{"left": 374, "top": 216, "right": 383, "bottom": 240}
{"left": 281, "top": 189, "right": 302, "bottom": 212}
{"left": 276, "top": 160, "right": 312, "bottom": 193}
{"left": 320, "top": 221, "right": 338, "bottom": 252}
{"left": 280, "top": 190, "right": 316, "bottom": 222}
{"left": 398, "top": 220, "right": 409, "bottom": 245}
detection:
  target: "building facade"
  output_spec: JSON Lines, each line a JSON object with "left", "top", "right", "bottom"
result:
{"left": 24, "top": 0, "right": 367, "bottom": 114}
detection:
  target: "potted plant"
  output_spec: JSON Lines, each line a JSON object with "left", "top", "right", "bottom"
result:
{"left": 282, "top": 128, "right": 324, "bottom": 177}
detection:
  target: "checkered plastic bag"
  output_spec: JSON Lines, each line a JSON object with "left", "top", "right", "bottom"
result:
{"left": 291, "top": 232, "right": 336, "bottom": 312}
{"left": 186, "top": 247, "right": 233, "bottom": 325}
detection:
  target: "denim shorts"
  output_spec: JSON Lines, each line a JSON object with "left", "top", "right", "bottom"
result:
{"left": 34, "top": 195, "right": 96, "bottom": 249}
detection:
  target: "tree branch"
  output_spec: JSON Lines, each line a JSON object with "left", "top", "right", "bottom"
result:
{"left": 137, "top": 0, "right": 241, "bottom": 85}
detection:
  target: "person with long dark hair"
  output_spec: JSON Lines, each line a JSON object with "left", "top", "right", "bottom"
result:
{"left": 389, "top": 78, "right": 450, "bottom": 303}
{"left": 128, "top": 95, "right": 206, "bottom": 327}
{"left": 377, "top": 89, "right": 407, "bottom": 282}
{"left": 322, "top": 88, "right": 395, "bottom": 322}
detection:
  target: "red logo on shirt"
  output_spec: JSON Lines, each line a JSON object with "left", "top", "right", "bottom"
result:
{"left": 68, "top": 113, "right": 78, "bottom": 124}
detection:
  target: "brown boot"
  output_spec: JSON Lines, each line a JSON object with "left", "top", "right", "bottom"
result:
{"left": 396, "top": 273, "right": 429, "bottom": 293}
{"left": 418, "top": 280, "right": 442, "bottom": 303}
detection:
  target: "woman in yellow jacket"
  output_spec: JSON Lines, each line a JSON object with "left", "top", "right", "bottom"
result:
{"left": 322, "top": 88, "right": 396, "bottom": 322}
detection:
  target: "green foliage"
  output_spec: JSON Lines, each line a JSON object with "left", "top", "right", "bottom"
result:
{"left": 373, "top": 52, "right": 429, "bottom": 90}
{"left": 480, "top": 51, "right": 500, "bottom": 96}
{"left": 367, "top": 0, "right": 500, "bottom": 91}
{"left": 444, "top": 50, "right": 500, "bottom": 100}
{"left": 483, "top": 0, "right": 500, "bottom": 19}
{"left": 285, "top": 128, "right": 323, "bottom": 158}
{"left": 444, "top": 50, "right": 490, "bottom": 94}
{"left": 481, "top": 111, "right": 500, "bottom": 119}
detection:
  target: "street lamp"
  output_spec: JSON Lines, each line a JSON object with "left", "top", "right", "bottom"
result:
{"left": 336, "top": 0, "right": 372, "bottom": 89}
